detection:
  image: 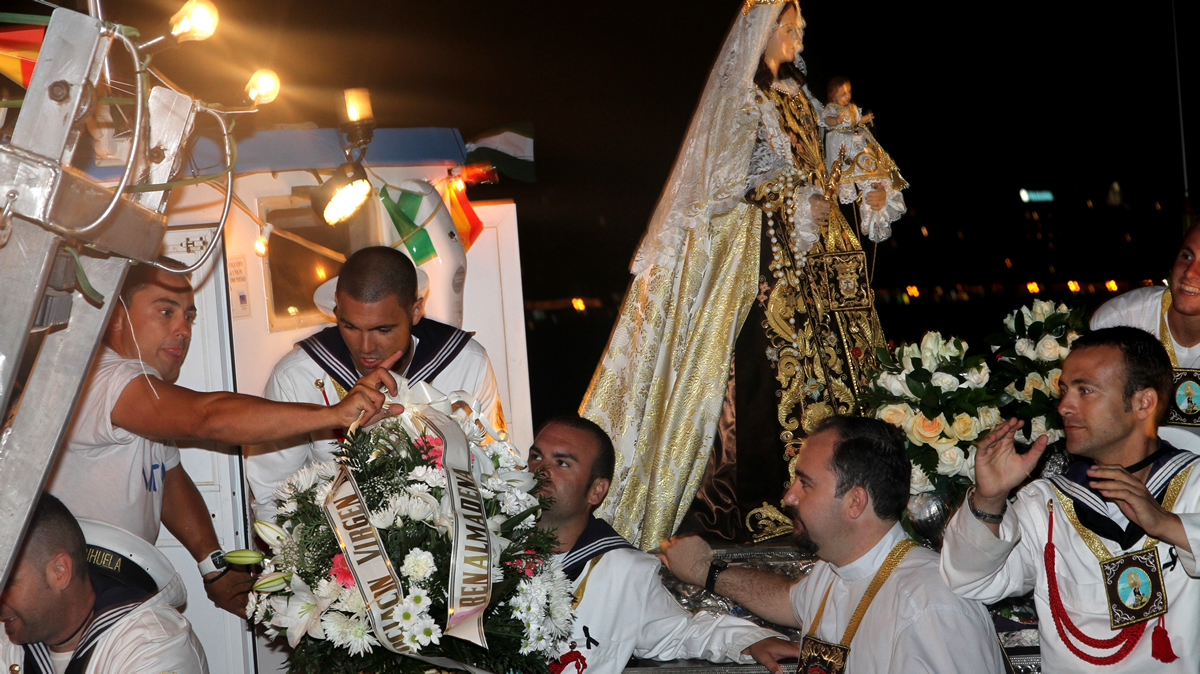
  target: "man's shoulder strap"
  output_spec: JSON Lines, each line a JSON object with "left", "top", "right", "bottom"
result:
{"left": 297, "top": 326, "right": 359, "bottom": 392}
{"left": 406, "top": 319, "right": 473, "bottom": 384}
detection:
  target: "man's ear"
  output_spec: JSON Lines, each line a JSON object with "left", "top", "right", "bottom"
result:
{"left": 45, "top": 551, "right": 74, "bottom": 592}
{"left": 1133, "top": 388, "right": 1159, "bottom": 420}
{"left": 587, "top": 478, "right": 610, "bottom": 508}
{"left": 410, "top": 296, "right": 426, "bottom": 325}
{"left": 842, "top": 485, "right": 870, "bottom": 520}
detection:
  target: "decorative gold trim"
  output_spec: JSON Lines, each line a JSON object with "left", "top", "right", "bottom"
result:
{"left": 807, "top": 538, "right": 917, "bottom": 645}
{"left": 742, "top": 0, "right": 789, "bottom": 15}
{"left": 746, "top": 502, "right": 793, "bottom": 542}
{"left": 1161, "top": 289, "right": 1178, "bottom": 368}
{"left": 1049, "top": 464, "right": 1193, "bottom": 563}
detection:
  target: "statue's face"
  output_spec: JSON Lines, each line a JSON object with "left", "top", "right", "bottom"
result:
{"left": 833, "top": 82, "right": 852, "bottom": 107}
{"left": 763, "top": 5, "right": 804, "bottom": 67}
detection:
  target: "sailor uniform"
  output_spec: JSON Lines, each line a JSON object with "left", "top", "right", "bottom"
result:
{"left": 941, "top": 444, "right": 1200, "bottom": 672}
{"left": 555, "top": 518, "right": 777, "bottom": 674}
{"left": 245, "top": 319, "right": 504, "bottom": 521}
{"left": 0, "top": 569, "right": 207, "bottom": 674}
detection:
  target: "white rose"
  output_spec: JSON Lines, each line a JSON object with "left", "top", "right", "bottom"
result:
{"left": 876, "top": 372, "right": 915, "bottom": 399}
{"left": 1047, "top": 368, "right": 1063, "bottom": 398}
{"left": 1036, "top": 335, "right": 1061, "bottom": 362}
{"left": 963, "top": 363, "right": 990, "bottom": 389}
{"left": 876, "top": 403, "right": 915, "bottom": 430}
{"left": 931, "top": 372, "right": 960, "bottom": 393}
{"left": 1022, "top": 372, "right": 1049, "bottom": 399}
{"left": 1015, "top": 338, "right": 1037, "bottom": 360}
{"left": 910, "top": 463, "right": 935, "bottom": 495}
{"left": 1030, "top": 416, "right": 1065, "bottom": 445}
{"left": 900, "top": 343, "right": 922, "bottom": 372}
{"left": 1021, "top": 305, "right": 1035, "bottom": 325}
{"left": 1058, "top": 341, "right": 1072, "bottom": 360}
{"left": 977, "top": 406, "right": 1002, "bottom": 430}
{"left": 1032, "top": 299, "right": 1054, "bottom": 323}
{"left": 940, "top": 337, "right": 966, "bottom": 361}
{"left": 935, "top": 443, "right": 967, "bottom": 476}
{"left": 1004, "top": 381, "right": 1029, "bottom": 403}
{"left": 908, "top": 413, "right": 948, "bottom": 447}
{"left": 1003, "top": 312, "right": 1017, "bottom": 333}
{"left": 1066, "top": 330, "right": 1081, "bottom": 346}
{"left": 920, "top": 332, "right": 946, "bottom": 367}
{"left": 948, "top": 413, "right": 982, "bottom": 442}
{"left": 961, "top": 447, "right": 977, "bottom": 482}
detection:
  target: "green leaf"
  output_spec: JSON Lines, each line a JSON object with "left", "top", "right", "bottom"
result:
{"left": 877, "top": 346, "right": 897, "bottom": 368}
{"left": 909, "top": 367, "right": 933, "bottom": 384}
{"left": 906, "top": 376, "right": 926, "bottom": 399}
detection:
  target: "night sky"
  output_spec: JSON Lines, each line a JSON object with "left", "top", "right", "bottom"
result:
{"left": 6, "top": 0, "right": 1199, "bottom": 421}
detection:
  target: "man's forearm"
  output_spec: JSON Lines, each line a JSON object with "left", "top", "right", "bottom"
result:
{"left": 161, "top": 466, "right": 220, "bottom": 563}
{"left": 714, "top": 566, "right": 800, "bottom": 628}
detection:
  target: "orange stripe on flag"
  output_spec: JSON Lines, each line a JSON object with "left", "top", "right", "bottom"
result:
{"left": 443, "top": 181, "right": 484, "bottom": 251}
{"left": 0, "top": 25, "right": 45, "bottom": 88}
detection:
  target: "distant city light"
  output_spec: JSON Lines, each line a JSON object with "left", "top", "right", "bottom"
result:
{"left": 1105, "top": 280, "right": 1118, "bottom": 292}
{"left": 1020, "top": 189, "right": 1054, "bottom": 203}
{"left": 906, "top": 286, "right": 920, "bottom": 298}
{"left": 920, "top": 226, "right": 929, "bottom": 237}
{"left": 1067, "top": 280, "right": 1081, "bottom": 292}
{"left": 571, "top": 298, "right": 586, "bottom": 312}
{"left": 1004, "top": 258, "right": 1013, "bottom": 268}
{"left": 1026, "top": 282, "right": 1040, "bottom": 294}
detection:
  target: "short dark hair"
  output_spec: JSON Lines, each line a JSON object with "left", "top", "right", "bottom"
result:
{"left": 538, "top": 414, "right": 615, "bottom": 487}
{"left": 827, "top": 75, "right": 850, "bottom": 100}
{"left": 119, "top": 258, "right": 190, "bottom": 304}
{"left": 21, "top": 493, "right": 88, "bottom": 582}
{"left": 812, "top": 416, "right": 909, "bottom": 522}
{"left": 337, "top": 246, "right": 417, "bottom": 308}
{"left": 1070, "top": 327, "right": 1172, "bottom": 414}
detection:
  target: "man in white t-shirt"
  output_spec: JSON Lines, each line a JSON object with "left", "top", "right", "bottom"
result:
{"left": 245, "top": 246, "right": 504, "bottom": 522}
{"left": 1091, "top": 222, "right": 1200, "bottom": 450}
{"left": 47, "top": 263, "right": 402, "bottom": 617}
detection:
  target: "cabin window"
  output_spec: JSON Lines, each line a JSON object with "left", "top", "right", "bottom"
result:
{"left": 258, "top": 191, "right": 383, "bottom": 333}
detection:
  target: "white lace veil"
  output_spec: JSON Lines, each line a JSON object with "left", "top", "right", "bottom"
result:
{"left": 630, "top": 2, "right": 794, "bottom": 277}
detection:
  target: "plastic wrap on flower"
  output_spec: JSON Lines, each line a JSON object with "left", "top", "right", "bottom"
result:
{"left": 247, "top": 384, "right": 571, "bottom": 674}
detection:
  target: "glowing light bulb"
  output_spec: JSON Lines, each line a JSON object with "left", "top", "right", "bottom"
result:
{"left": 1105, "top": 280, "right": 1118, "bottom": 292}
{"left": 342, "top": 88, "right": 373, "bottom": 124}
{"left": 906, "top": 286, "right": 919, "bottom": 298}
{"left": 170, "top": 0, "right": 218, "bottom": 42}
{"left": 1026, "top": 282, "right": 1040, "bottom": 294}
{"left": 254, "top": 236, "right": 267, "bottom": 257}
{"left": 245, "top": 69, "right": 280, "bottom": 105}
{"left": 323, "top": 178, "right": 372, "bottom": 226}
{"left": 1067, "top": 280, "right": 1081, "bottom": 292}
{"left": 571, "top": 298, "right": 585, "bottom": 312}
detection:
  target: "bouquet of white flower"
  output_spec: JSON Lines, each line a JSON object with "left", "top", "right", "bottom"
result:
{"left": 986, "top": 299, "right": 1087, "bottom": 471}
{"left": 233, "top": 392, "right": 574, "bottom": 674}
{"left": 861, "top": 331, "right": 1003, "bottom": 516}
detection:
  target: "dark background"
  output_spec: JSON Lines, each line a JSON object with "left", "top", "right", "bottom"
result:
{"left": 7, "top": 0, "right": 1198, "bottom": 424}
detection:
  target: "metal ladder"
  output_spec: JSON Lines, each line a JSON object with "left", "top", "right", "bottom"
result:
{"left": 0, "top": 8, "right": 206, "bottom": 585}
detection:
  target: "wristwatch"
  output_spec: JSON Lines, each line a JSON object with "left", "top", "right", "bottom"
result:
{"left": 198, "top": 549, "right": 227, "bottom": 576}
{"left": 705, "top": 559, "right": 729, "bottom": 593}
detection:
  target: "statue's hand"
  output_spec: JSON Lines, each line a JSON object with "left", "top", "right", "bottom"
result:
{"left": 808, "top": 195, "right": 831, "bottom": 225}
{"left": 865, "top": 183, "right": 887, "bottom": 211}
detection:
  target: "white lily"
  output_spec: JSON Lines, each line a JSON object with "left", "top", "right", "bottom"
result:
{"left": 254, "top": 520, "right": 288, "bottom": 553}
{"left": 268, "top": 575, "right": 334, "bottom": 648}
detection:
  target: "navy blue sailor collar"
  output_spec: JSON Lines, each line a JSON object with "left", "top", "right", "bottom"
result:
{"left": 1048, "top": 440, "right": 1199, "bottom": 550}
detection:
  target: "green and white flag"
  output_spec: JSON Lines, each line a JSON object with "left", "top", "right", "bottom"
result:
{"left": 465, "top": 121, "right": 535, "bottom": 182}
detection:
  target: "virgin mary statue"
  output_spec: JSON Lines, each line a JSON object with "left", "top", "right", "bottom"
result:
{"left": 581, "top": 0, "right": 906, "bottom": 547}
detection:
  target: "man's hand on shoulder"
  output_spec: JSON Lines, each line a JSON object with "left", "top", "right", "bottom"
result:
{"left": 745, "top": 637, "right": 799, "bottom": 674}
{"left": 657, "top": 535, "right": 712, "bottom": 587}
{"left": 205, "top": 568, "right": 253, "bottom": 619}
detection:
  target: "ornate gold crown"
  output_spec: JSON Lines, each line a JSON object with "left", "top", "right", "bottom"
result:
{"left": 742, "top": 0, "right": 789, "bottom": 15}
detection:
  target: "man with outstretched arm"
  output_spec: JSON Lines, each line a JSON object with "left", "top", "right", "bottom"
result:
{"left": 941, "top": 326, "right": 1200, "bottom": 671}
{"left": 661, "top": 416, "right": 1003, "bottom": 674}
{"left": 528, "top": 415, "right": 783, "bottom": 674}
{"left": 47, "top": 263, "right": 401, "bottom": 618}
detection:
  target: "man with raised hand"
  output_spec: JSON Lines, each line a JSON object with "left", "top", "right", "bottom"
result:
{"left": 942, "top": 326, "right": 1200, "bottom": 671}
{"left": 661, "top": 416, "right": 1002, "bottom": 674}
{"left": 528, "top": 415, "right": 782, "bottom": 674}
{"left": 1, "top": 493, "right": 207, "bottom": 673}
{"left": 48, "top": 263, "right": 401, "bottom": 618}
{"left": 245, "top": 246, "right": 504, "bottom": 523}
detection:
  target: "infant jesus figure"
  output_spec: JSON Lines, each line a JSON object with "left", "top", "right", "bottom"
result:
{"left": 822, "top": 76, "right": 908, "bottom": 243}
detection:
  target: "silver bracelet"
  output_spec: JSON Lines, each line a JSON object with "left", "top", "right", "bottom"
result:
{"left": 968, "top": 487, "right": 1006, "bottom": 524}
